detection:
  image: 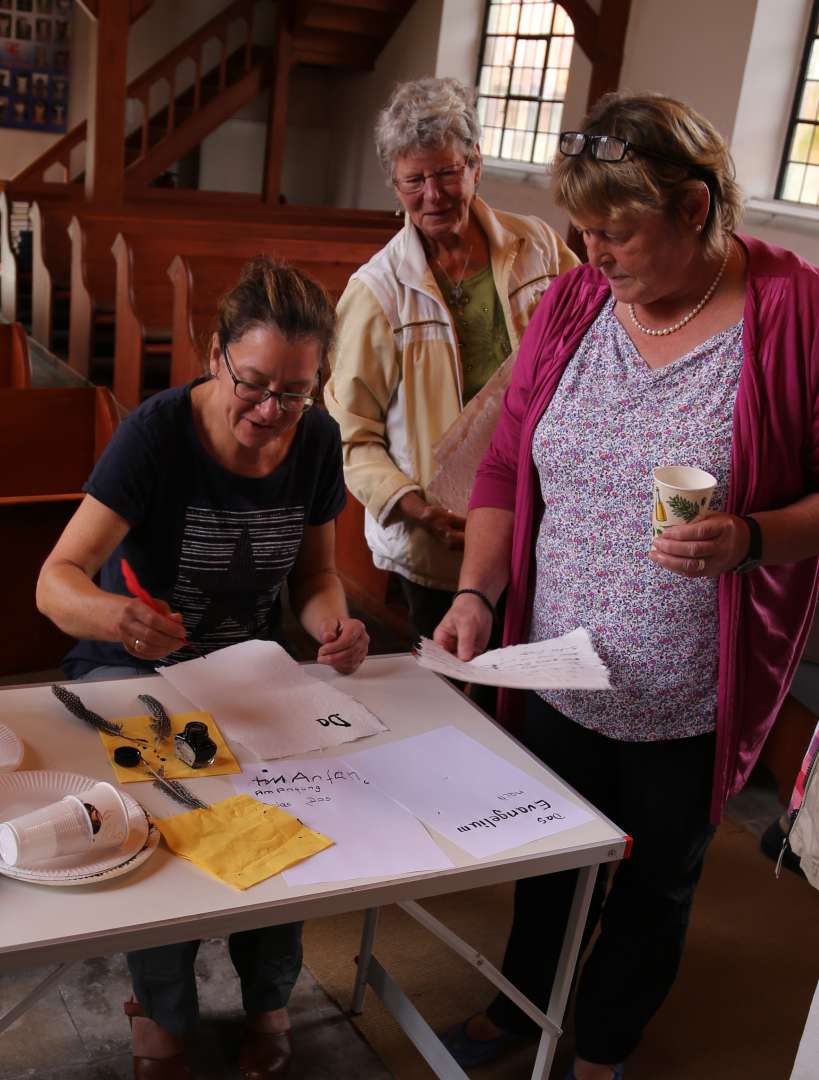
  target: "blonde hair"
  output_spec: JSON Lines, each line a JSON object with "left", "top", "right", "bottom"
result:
{"left": 552, "top": 92, "right": 743, "bottom": 260}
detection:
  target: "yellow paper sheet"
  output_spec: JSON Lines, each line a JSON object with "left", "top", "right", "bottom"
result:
{"left": 155, "top": 794, "right": 333, "bottom": 890}
{"left": 100, "top": 710, "right": 240, "bottom": 783}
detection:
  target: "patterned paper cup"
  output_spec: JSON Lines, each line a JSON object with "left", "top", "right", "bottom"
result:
{"left": 64, "top": 781, "right": 130, "bottom": 852}
{"left": 652, "top": 466, "right": 717, "bottom": 537}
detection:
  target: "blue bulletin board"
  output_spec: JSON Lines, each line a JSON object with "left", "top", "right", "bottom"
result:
{"left": 0, "top": 0, "right": 72, "bottom": 134}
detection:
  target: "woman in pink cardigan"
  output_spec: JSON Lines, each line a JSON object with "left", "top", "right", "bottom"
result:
{"left": 435, "top": 93, "right": 819, "bottom": 1080}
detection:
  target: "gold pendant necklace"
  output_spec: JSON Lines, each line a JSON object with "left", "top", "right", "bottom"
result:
{"left": 434, "top": 245, "right": 473, "bottom": 314}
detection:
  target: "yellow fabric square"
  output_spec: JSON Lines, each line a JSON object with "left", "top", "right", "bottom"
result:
{"left": 100, "top": 710, "right": 240, "bottom": 783}
{"left": 155, "top": 794, "right": 334, "bottom": 890}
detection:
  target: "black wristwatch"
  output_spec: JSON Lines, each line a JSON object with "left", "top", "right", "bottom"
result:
{"left": 733, "top": 514, "right": 763, "bottom": 574}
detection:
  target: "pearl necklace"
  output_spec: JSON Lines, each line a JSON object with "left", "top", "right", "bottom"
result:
{"left": 628, "top": 248, "right": 730, "bottom": 337}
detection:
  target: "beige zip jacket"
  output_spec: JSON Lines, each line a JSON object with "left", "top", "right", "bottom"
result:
{"left": 325, "top": 197, "right": 578, "bottom": 590}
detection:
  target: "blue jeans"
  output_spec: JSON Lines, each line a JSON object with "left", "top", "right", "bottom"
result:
{"left": 486, "top": 693, "right": 716, "bottom": 1065}
{"left": 127, "top": 924, "right": 303, "bottom": 1035}
{"left": 80, "top": 665, "right": 304, "bottom": 1035}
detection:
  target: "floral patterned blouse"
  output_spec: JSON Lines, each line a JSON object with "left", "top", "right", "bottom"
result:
{"left": 530, "top": 298, "right": 744, "bottom": 741}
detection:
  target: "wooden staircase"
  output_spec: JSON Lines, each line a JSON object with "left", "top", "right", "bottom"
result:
{"left": 11, "top": 0, "right": 415, "bottom": 194}
{"left": 290, "top": 0, "right": 416, "bottom": 69}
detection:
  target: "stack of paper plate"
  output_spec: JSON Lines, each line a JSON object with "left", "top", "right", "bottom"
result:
{"left": 0, "top": 771, "right": 159, "bottom": 886}
{"left": 0, "top": 722, "right": 23, "bottom": 773}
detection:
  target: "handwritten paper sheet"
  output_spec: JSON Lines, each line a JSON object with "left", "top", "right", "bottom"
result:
{"left": 414, "top": 628, "right": 611, "bottom": 690}
{"left": 158, "top": 640, "right": 386, "bottom": 759}
{"left": 426, "top": 353, "right": 516, "bottom": 517}
{"left": 347, "top": 727, "right": 595, "bottom": 858}
{"left": 232, "top": 756, "right": 452, "bottom": 884}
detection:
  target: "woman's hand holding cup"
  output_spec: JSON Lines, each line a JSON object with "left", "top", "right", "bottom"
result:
{"left": 649, "top": 512, "right": 752, "bottom": 577}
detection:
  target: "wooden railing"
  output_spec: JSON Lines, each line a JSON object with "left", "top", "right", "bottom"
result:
{"left": 13, "top": 123, "right": 88, "bottom": 187}
{"left": 125, "top": 0, "right": 260, "bottom": 171}
{"left": 11, "top": 0, "right": 264, "bottom": 189}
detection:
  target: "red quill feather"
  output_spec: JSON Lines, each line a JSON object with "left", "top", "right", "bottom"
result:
{"left": 120, "top": 558, "right": 203, "bottom": 656}
{"left": 121, "top": 558, "right": 163, "bottom": 614}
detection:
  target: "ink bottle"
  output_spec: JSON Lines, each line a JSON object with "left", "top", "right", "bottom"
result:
{"left": 173, "top": 721, "right": 217, "bottom": 769}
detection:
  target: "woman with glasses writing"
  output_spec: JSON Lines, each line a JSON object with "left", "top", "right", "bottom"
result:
{"left": 37, "top": 257, "right": 368, "bottom": 1079}
{"left": 435, "top": 93, "right": 819, "bottom": 1080}
{"left": 325, "top": 76, "right": 577, "bottom": 641}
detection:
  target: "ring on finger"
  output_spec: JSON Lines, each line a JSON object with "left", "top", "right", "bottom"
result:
{"left": 696, "top": 558, "right": 706, "bottom": 572}
{"left": 134, "top": 638, "right": 145, "bottom": 653}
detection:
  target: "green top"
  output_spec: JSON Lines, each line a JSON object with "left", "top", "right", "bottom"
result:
{"left": 432, "top": 262, "right": 512, "bottom": 404}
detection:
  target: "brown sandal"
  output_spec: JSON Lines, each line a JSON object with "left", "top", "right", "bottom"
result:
{"left": 124, "top": 1000, "right": 193, "bottom": 1080}
{"left": 239, "top": 1027, "right": 293, "bottom": 1078}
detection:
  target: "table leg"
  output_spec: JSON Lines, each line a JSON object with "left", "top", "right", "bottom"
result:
{"left": 351, "top": 906, "right": 379, "bottom": 1014}
{"left": 530, "top": 862, "right": 599, "bottom": 1080}
{"left": 0, "top": 961, "right": 77, "bottom": 1036}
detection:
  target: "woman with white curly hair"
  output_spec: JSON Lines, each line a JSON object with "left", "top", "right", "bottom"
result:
{"left": 325, "top": 76, "right": 577, "bottom": 640}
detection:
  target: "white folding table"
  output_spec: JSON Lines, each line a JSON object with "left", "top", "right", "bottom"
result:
{"left": 0, "top": 654, "right": 627, "bottom": 1079}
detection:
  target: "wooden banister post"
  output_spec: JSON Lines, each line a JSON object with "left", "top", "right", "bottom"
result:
{"left": 84, "top": 0, "right": 130, "bottom": 204}
{"left": 261, "top": 22, "right": 294, "bottom": 205}
{"left": 586, "top": 0, "right": 632, "bottom": 109}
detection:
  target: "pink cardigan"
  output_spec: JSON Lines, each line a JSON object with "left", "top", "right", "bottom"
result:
{"left": 471, "top": 236, "right": 819, "bottom": 822}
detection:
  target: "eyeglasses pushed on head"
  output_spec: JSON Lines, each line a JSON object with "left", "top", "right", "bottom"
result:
{"left": 222, "top": 344, "right": 319, "bottom": 414}
{"left": 559, "top": 131, "right": 692, "bottom": 169}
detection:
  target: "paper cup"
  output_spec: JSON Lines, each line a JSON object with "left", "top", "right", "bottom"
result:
{"left": 65, "top": 781, "right": 130, "bottom": 852}
{"left": 0, "top": 781, "right": 130, "bottom": 868}
{"left": 652, "top": 466, "right": 717, "bottom": 537}
{"left": 0, "top": 797, "right": 92, "bottom": 866}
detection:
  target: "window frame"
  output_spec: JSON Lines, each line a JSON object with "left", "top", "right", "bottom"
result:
{"left": 474, "top": 1, "right": 575, "bottom": 169}
{"left": 775, "top": 0, "right": 819, "bottom": 205}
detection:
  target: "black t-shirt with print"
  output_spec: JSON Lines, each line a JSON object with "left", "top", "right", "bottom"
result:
{"left": 63, "top": 380, "right": 346, "bottom": 678}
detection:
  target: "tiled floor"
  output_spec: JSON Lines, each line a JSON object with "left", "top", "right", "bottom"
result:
{"left": 0, "top": 941, "right": 390, "bottom": 1079}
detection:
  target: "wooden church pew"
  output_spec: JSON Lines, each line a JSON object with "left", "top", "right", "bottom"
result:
{"left": 0, "top": 322, "right": 31, "bottom": 387}
{"left": 30, "top": 200, "right": 74, "bottom": 353}
{"left": 112, "top": 224, "right": 386, "bottom": 409}
{"left": 0, "top": 386, "right": 119, "bottom": 676}
{"left": 0, "top": 184, "right": 75, "bottom": 326}
{"left": 67, "top": 204, "right": 397, "bottom": 379}
{"left": 167, "top": 251, "right": 356, "bottom": 387}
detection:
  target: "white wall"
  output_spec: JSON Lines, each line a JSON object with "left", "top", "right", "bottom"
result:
{"left": 618, "top": 0, "right": 758, "bottom": 143}
{"left": 198, "top": 67, "right": 339, "bottom": 204}
{"left": 325, "top": 0, "right": 444, "bottom": 209}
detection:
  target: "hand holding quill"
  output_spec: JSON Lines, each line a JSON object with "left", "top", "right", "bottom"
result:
{"left": 119, "top": 559, "right": 201, "bottom": 658}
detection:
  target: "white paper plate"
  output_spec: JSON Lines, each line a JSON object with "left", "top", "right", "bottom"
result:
{"left": 0, "top": 722, "right": 23, "bottom": 773}
{"left": 0, "top": 771, "right": 158, "bottom": 885}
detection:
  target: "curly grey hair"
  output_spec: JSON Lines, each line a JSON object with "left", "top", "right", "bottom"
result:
{"left": 374, "top": 77, "right": 482, "bottom": 178}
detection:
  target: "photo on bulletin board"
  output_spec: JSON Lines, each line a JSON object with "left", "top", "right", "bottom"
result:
{"left": 0, "top": 0, "right": 71, "bottom": 133}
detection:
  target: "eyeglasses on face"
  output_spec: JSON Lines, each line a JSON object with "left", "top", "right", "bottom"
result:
{"left": 558, "top": 131, "right": 692, "bottom": 170}
{"left": 392, "top": 161, "right": 473, "bottom": 195}
{"left": 222, "top": 345, "right": 319, "bottom": 413}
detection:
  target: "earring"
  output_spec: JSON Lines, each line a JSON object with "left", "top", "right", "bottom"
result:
{"left": 695, "top": 223, "right": 703, "bottom": 233}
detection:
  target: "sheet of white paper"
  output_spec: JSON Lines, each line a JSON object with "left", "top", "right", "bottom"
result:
{"left": 158, "top": 640, "right": 386, "bottom": 759}
{"left": 414, "top": 627, "right": 611, "bottom": 690}
{"left": 347, "top": 726, "right": 595, "bottom": 858}
{"left": 232, "top": 756, "right": 452, "bottom": 883}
